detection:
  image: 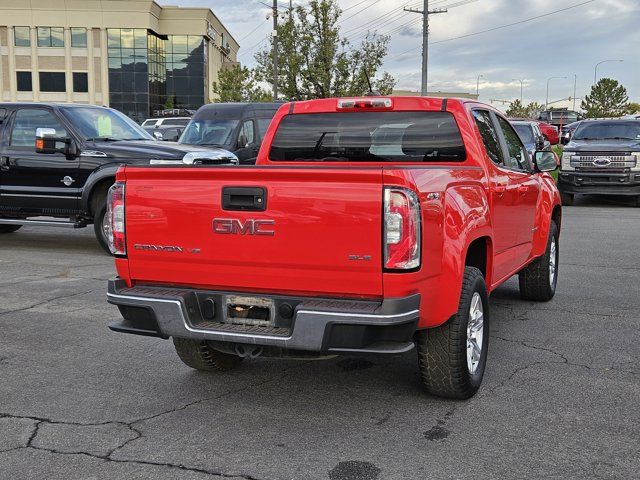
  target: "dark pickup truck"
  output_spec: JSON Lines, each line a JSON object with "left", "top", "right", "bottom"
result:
{"left": 558, "top": 119, "right": 640, "bottom": 206}
{"left": 0, "top": 103, "right": 237, "bottom": 252}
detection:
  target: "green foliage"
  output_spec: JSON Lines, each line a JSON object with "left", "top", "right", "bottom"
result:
{"left": 581, "top": 78, "right": 629, "bottom": 118}
{"left": 505, "top": 100, "right": 544, "bottom": 119}
{"left": 505, "top": 99, "right": 526, "bottom": 117}
{"left": 254, "top": 0, "right": 395, "bottom": 99}
{"left": 164, "top": 97, "right": 174, "bottom": 109}
{"left": 212, "top": 64, "right": 273, "bottom": 103}
{"left": 626, "top": 102, "right": 640, "bottom": 114}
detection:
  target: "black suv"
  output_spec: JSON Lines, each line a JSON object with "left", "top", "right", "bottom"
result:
{"left": 0, "top": 103, "right": 237, "bottom": 252}
{"left": 180, "top": 102, "right": 282, "bottom": 164}
{"left": 558, "top": 119, "right": 640, "bottom": 205}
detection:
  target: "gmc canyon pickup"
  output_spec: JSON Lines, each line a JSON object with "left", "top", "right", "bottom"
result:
{"left": 0, "top": 103, "right": 237, "bottom": 252}
{"left": 106, "top": 97, "right": 561, "bottom": 399}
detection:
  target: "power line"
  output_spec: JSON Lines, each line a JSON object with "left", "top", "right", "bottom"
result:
{"left": 340, "top": 0, "right": 385, "bottom": 23}
{"left": 393, "top": 0, "right": 596, "bottom": 58}
{"left": 341, "top": 0, "right": 375, "bottom": 13}
{"left": 237, "top": 21, "right": 268, "bottom": 43}
{"left": 342, "top": 7, "right": 412, "bottom": 36}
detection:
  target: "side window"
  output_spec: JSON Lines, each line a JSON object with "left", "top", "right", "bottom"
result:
{"left": 10, "top": 109, "right": 67, "bottom": 148}
{"left": 240, "top": 120, "right": 255, "bottom": 145}
{"left": 496, "top": 116, "right": 531, "bottom": 171}
{"left": 256, "top": 117, "right": 273, "bottom": 138}
{"left": 472, "top": 110, "right": 503, "bottom": 165}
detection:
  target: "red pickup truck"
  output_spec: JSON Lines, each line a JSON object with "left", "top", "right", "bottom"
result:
{"left": 106, "top": 97, "right": 561, "bottom": 399}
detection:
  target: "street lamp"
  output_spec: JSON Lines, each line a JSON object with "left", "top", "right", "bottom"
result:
{"left": 594, "top": 59, "right": 624, "bottom": 84}
{"left": 546, "top": 76, "right": 567, "bottom": 109}
{"left": 476, "top": 74, "right": 483, "bottom": 97}
{"left": 512, "top": 78, "right": 524, "bottom": 103}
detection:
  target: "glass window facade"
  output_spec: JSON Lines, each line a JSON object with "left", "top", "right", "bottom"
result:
{"left": 16, "top": 72, "right": 32, "bottom": 91}
{"left": 73, "top": 72, "right": 88, "bottom": 92}
{"left": 14, "top": 27, "right": 30, "bottom": 47}
{"left": 37, "top": 27, "right": 64, "bottom": 47}
{"left": 107, "top": 29, "right": 207, "bottom": 122}
{"left": 107, "top": 28, "right": 149, "bottom": 123}
{"left": 71, "top": 28, "right": 87, "bottom": 47}
{"left": 39, "top": 72, "right": 66, "bottom": 92}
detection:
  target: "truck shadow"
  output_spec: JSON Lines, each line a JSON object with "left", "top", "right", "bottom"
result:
{"left": 571, "top": 194, "right": 638, "bottom": 208}
{"left": 0, "top": 226, "right": 106, "bottom": 256}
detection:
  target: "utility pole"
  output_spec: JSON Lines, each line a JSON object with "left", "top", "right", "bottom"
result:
{"left": 404, "top": 1, "right": 447, "bottom": 96}
{"left": 272, "top": 0, "right": 279, "bottom": 99}
{"left": 476, "top": 74, "right": 483, "bottom": 98}
{"left": 572, "top": 74, "right": 577, "bottom": 111}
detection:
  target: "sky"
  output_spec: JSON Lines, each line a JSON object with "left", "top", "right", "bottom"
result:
{"left": 159, "top": 0, "right": 640, "bottom": 111}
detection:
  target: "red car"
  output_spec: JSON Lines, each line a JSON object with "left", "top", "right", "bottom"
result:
{"left": 510, "top": 117, "right": 559, "bottom": 145}
{"left": 106, "top": 97, "right": 561, "bottom": 399}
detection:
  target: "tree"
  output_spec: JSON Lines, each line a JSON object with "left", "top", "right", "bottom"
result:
{"left": 505, "top": 100, "right": 544, "bottom": 119}
{"left": 254, "top": 0, "right": 395, "bottom": 99}
{"left": 212, "top": 64, "right": 273, "bottom": 102}
{"left": 506, "top": 99, "right": 526, "bottom": 117}
{"left": 626, "top": 102, "right": 640, "bottom": 114}
{"left": 581, "top": 78, "right": 629, "bottom": 118}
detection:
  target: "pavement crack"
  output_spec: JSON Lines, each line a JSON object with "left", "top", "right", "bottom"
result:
{"left": 0, "top": 289, "right": 97, "bottom": 316}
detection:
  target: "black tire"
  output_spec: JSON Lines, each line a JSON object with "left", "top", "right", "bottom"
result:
{"left": 173, "top": 338, "right": 243, "bottom": 372}
{"left": 560, "top": 192, "right": 574, "bottom": 206}
{"left": 519, "top": 221, "right": 559, "bottom": 302}
{"left": 92, "top": 199, "right": 111, "bottom": 254}
{"left": 0, "top": 225, "right": 22, "bottom": 234}
{"left": 416, "top": 267, "right": 489, "bottom": 399}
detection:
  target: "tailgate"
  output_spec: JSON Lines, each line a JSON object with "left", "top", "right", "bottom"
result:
{"left": 123, "top": 167, "right": 384, "bottom": 298}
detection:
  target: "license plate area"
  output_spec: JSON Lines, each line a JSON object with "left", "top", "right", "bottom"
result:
{"left": 224, "top": 296, "right": 274, "bottom": 327}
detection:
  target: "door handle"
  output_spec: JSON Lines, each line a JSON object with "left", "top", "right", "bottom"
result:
{"left": 0, "top": 156, "right": 9, "bottom": 171}
{"left": 222, "top": 186, "right": 267, "bottom": 211}
{"left": 517, "top": 185, "right": 529, "bottom": 195}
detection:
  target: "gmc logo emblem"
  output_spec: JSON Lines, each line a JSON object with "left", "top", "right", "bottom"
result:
{"left": 213, "top": 218, "right": 275, "bottom": 236}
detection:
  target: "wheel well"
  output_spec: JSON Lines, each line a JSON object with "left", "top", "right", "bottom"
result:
{"left": 88, "top": 178, "right": 114, "bottom": 217}
{"left": 552, "top": 205, "right": 562, "bottom": 231}
{"left": 465, "top": 237, "right": 490, "bottom": 280}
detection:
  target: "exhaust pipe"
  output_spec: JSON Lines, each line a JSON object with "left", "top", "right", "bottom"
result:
{"left": 234, "top": 344, "right": 263, "bottom": 359}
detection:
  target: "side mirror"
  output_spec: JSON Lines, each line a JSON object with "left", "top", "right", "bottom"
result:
{"left": 534, "top": 151, "right": 558, "bottom": 172}
{"left": 153, "top": 131, "right": 163, "bottom": 141}
{"left": 238, "top": 134, "right": 248, "bottom": 148}
{"left": 35, "top": 128, "right": 75, "bottom": 158}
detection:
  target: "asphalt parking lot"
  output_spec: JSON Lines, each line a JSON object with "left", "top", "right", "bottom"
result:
{"left": 1, "top": 197, "right": 639, "bottom": 480}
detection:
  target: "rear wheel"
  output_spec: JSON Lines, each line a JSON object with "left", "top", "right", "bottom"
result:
{"left": 0, "top": 225, "right": 22, "bottom": 234}
{"left": 518, "top": 221, "right": 559, "bottom": 301}
{"left": 560, "top": 192, "right": 574, "bottom": 206}
{"left": 415, "top": 267, "right": 489, "bottom": 399}
{"left": 173, "top": 338, "right": 243, "bottom": 372}
{"left": 92, "top": 196, "right": 112, "bottom": 255}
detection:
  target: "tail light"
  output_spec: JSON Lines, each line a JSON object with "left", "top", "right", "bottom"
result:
{"left": 337, "top": 98, "right": 393, "bottom": 110}
{"left": 384, "top": 187, "right": 421, "bottom": 270}
{"left": 106, "top": 182, "right": 126, "bottom": 256}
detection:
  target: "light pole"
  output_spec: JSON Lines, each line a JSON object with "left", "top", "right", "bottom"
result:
{"left": 546, "top": 76, "right": 567, "bottom": 109}
{"left": 572, "top": 74, "right": 577, "bottom": 111}
{"left": 512, "top": 78, "right": 524, "bottom": 103}
{"left": 594, "top": 59, "right": 623, "bottom": 84}
{"left": 476, "top": 74, "right": 483, "bottom": 98}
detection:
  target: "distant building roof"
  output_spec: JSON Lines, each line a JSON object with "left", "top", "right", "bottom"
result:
{"left": 392, "top": 90, "right": 479, "bottom": 100}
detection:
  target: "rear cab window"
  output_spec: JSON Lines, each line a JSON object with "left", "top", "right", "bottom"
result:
{"left": 269, "top": 111, "right": 466, "bottom": 162}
